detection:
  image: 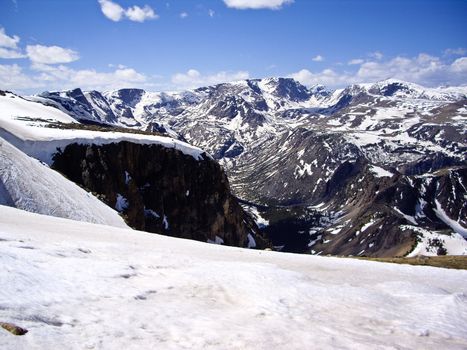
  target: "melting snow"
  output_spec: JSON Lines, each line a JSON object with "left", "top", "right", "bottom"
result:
{"left": 2, "top": 207, "right": 466, "bottom": 349}
{"left": 0, "top": 137, "right": 127, "bottom": 228}
{"left": 393, "top": 207, "right": 418, "bottom": 225}
{"left": 404, "top": 225, "right": 467, "bottom": 257}
{"left": 0, "top": 93, "right": 209, "bottom": 163}
{"left": 207, "top": 235, "right": 224, "bottom": 245}
{"left": 434, "top": 200, "right": 467, "bottom": 238}
{"left": 370, "top": 165, "right": 393, "bottom": 178}
{"left": 162, "top": 215, "right": 169, "bottom": 230}
{"left": 115, "top": 194, "right": 129, "bottom": 212}
{"left": 247, "top": 233, "right": 256, "bottom": 248}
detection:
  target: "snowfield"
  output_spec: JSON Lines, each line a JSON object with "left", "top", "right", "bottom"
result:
{"left": 0, "top": 92, "right": 209, "bottom": 163}
{"left": 1, "top": 206, "right": 467, "bottom": 349}
{"left": 0, "top": 137, "right": 128, "bottom": 228}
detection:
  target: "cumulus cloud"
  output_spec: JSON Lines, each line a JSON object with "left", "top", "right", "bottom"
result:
{"left": 289, "top": 53, "right": 467, "bottom": 88}
{"left": 451, "top": 57, "right": 467, "bottom": 72}
{"left": 98, "top": 0, "right": 124, "bottom": 21}
{"left": 0, "top": 47, "right": 26, "bottom": 59}
{"left": 0, "top": 27, "right": 20, "bottom": 48}
{"left": 28, "top": 63, "right": 147, "bottom": 91}
{"left": 98, "top": 0, "right": 158, "bottom": 22}
{"left": 444, "top": 47, "right": 467, "bottom": 56}
{"left": 312, "top": 55, "right": 324, "bottom": 62}
{"left": 348, "top": 58, "right": 364, "bottom": 65}
{"left": 289, "top": 68, "right": 352, "bottom": 88}
{"left": 126, "top": 5, "right": 158, "bottom": 22}
{"left": 369, "top": 51, "right": 383, "bottom": 60}
{"left": 0, "top": 64, "right": 43, "bottom": 90}
{"left": 26, "top": 45, "right": 79, "bottom": 64}
{"left": 223, "top": 0, "right": 293, "bottom": 10}
{"left": 0, "top": 27, "right": 26, "bottom": 59}
{"left": 171, "top": 69, "right": 249, "bottom": 89}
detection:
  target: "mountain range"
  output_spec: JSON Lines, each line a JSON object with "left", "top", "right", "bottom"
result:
{"left": 1, "top": 77, "right": 466, "bottom": 257}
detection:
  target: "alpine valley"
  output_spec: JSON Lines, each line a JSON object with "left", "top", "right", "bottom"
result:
{"left": 1, "top": 77, "right": 466, "bottom": 258}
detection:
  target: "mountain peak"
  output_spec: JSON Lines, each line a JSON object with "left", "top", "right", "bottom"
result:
{"left": 257, "top": 77, "right": 310, "bottom": 101}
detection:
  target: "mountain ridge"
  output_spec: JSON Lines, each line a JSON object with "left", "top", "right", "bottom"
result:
{"left": 3, "top": 77, "right": 467, "bottom": 257}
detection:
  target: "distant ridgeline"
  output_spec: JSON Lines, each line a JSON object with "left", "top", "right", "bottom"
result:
{"left": 1, "top": 78, "right": 466, "bottom": 257}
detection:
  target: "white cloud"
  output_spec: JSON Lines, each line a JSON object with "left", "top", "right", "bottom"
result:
{"left": 0, "top": 27, "right": 20, "bottom": 49}
{"left": 30, "top": 63, "right": 147, "bottom": 91}
{"left": 180, "top": 12, "right": 188, "bottom": 19}
{"left": 171, "top": 69, "right": 249, "bottom": 89}
{"left": 223, "top": 0, "right": 293, "bottom": 10}
{"left": 312, "top": 55, "right": 324, "bottom": 62}
{"left": 0, "top": 47, "right": 26, "bottom": 59}
{"left": 0, "top": 27, "right": 26, "bottom": 59}
{"left": 348, "top": 58, "right": 364, "bottom": 65}
{"left": 369, "top": 51, "right": 383, "bottom": 60}
{"left": 126, "top": 5, "right": 158, "bottom": 22}
{"left": 451, "top": 57, "right": 467, "bottom": 72}
{"left": 444, "top": 48, "right": 467, "bottom": 56}
{"left": 289, "top": 68, "right": 352, "bottom": 88}
{"left": 26, "top": 45, "right": 79, "bottom": 64}
{"left": 0, "top": 64, "right": 43, "bottom": 90}
{"left": 208, "top": 9, "right": 215, "bottom": 17}
{"left": 290, "top": 53, "right": 467, "bottom": 88}
{"left": 98, "top": 0, "right": 158, "bottom": 22}
{"left": 98, "top": 0, "right": 124, "bottom": 21}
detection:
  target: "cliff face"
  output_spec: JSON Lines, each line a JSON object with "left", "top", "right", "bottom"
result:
{"left": 52, "top": 141, "right": 268, "bottom": 248}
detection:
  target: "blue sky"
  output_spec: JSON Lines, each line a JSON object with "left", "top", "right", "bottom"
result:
{"left": 1, "top": 0, "right": 466, "bottom": 93}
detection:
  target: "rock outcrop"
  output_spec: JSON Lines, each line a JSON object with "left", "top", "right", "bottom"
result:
{"left": 52, "top": 141, "right": 268, "bottom": 248}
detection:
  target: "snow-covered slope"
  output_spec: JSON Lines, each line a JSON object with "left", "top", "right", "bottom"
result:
{"left": 0, "top": 90, "right": 262, "bottom": 249}
{"left": 1, "top": 205, "right": 466, "bottom": 349}
{"left": 0, "top": 137, "right": 128, "bottom": 228}
{"left": 0, "top": 91, "right": 209, "bottom": 164}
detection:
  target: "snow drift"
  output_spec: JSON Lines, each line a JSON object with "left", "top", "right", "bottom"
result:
{"left": 0, "top": 205, "right": 466, "bottom": 349}
{"left": 0, "top": 137, "right": 128, "bottom": 228}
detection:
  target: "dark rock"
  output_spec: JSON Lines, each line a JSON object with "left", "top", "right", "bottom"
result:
{"left": 0, "top": 322, "right": 28, "bottom": 336}
{"left": 52, "top": 142, "right": 269, "bottom": 248}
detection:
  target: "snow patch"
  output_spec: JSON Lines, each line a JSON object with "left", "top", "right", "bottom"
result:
{"left": 434, "top": 199, "right": 467, "bottom": 238}
{"left": 404, "top": 225, "right": 467, "bottom": 257}
{"left": 370, "top": 165, "right": 393, "bottom": 178}
{"left": 247, "top": 233, "right": 256, "bottom": 248}
{"left": 207, "top": 235, "right": 224, "bottom": 245}
{"left": 115, "top": 194, "right": 129, "bottom": 212}
{"left": 162, "top": 215, "right": 169, "bottom": 230}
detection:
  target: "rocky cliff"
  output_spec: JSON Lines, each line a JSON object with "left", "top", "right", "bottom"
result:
{"left": 52, "top": 141, "right": 268, "bottom": 248}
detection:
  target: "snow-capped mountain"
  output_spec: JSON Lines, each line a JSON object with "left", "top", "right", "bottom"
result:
{"left": 6, "top": 77, "right": 467, "bottom": 257}
{"left": 0, "top": 90, "right": 266, "bottom": 249}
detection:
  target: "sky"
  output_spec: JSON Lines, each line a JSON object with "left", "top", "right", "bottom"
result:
{"left": 0, "top": 0, "right": 466, "bottom": 93}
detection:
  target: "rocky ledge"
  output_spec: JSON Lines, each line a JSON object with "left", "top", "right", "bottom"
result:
{"left": 52, "top": 141, "right": 269, "bottom": 248}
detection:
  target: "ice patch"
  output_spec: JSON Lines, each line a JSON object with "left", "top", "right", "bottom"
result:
{"left": 162, "top": 215, "right": 169, "bottom": 230}
{"left": 115, "top": 194, "right": 129, "bottom": 212}
{"left": 247, "top": 233, "right": 256, "bottom": 248}
{"left": 434, "top": 200, "right": 467, "bottom": 238}
{"left": 393, "top": 207, "right": 417, "bottom": 225}
{"left": 370, "top": 165, "right": 393, "bottom": 178}
{"left": 207, "top": 235, "right": 224, "bottom": 245}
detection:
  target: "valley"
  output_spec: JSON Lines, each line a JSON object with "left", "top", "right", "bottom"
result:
{"left": 8, "top": 77, "right": 465, "bottom": 257}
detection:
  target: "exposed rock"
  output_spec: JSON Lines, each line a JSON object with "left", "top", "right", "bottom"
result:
{"left": 0, "top": 322, "right": 28, "bottom": 336}
{"left": 52, "top": 141, "right": 269, "bottom": 248}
